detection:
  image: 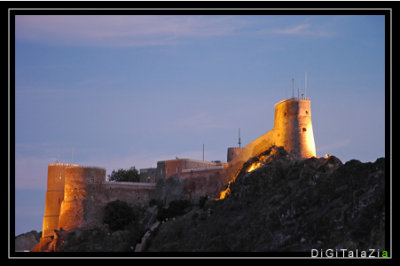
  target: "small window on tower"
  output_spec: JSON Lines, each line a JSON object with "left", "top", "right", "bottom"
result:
{"left": 302, "top": 128, "right": 307, "bottom": 132}
{"left": 305, "top": 110, "right": 309, "bottom": 115}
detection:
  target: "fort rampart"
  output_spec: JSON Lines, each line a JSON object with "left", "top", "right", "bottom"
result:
{"left": 226, "top": 97, "right": 316, "bottom": 179}
{"left": 33, "top": 96, "right": 317, "bottom": 252}
{"left": 39, "top": 164, "right": 156, "bottom": 242}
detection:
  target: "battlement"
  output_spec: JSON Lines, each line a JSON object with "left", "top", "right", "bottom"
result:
{"left": 275, "top": 96, "right": 310, "bottom": 106}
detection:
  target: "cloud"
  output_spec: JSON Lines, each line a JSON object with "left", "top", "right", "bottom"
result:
{"left": 271, "top": 23, "right": 311, "bottom": 35}
{"left": 15, "top": 15, "right": 245, "bottom": 47}
{"left": 265, "top": 23, "right": 333, "bottom": 37}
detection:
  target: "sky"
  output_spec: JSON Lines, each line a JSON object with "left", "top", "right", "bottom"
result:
{"left": 13, "top": 14, "right": 386, "bottom": 235}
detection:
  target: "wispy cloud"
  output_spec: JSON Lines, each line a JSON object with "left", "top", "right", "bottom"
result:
{"left": 15, "top": 15, "right": 245, "bottom": 47}
{"left": 264, "top": 23, "right": 333, "bottom": 38}
{"left": 271, "top": 23, "right": 311, "bottom": 35}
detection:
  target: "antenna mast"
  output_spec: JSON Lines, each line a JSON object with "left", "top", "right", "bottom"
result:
{"left": 238, "top": 128, "right": 241, "bottom": 148}
{"left": 202, "top": 144, "right": 204, "bottom": 162}
{"left": 297, "top": 79, "right": 300, "bottom": 98}
{"left": 291, "top": 76, "right": 295, "bottom": 98}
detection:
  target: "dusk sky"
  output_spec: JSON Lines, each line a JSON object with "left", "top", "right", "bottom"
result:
{"left": 14, "top": 15, "right": 386, "bottom": 235}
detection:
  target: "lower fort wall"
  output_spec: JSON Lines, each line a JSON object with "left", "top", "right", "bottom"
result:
{"left": 180, "top": 167, "right": 227, "bottom": 199}
{"left": 58, "top": 166, "right": 156, "bottom": 232}
{"left": 101, "top": 182, "right": 156, "bottom": 205}
{"left": 226, "top": 130, "right": 276, "bottom": 181}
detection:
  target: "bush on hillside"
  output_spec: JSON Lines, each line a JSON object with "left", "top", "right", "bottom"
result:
{"left": 103, "top": 200, "right": 135, "bottom": 231}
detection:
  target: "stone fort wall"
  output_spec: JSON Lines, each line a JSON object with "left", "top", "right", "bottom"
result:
{"left": 40, "top": 164, "right": 156, "bottom": 240}
{"left": 226, "top": 98, "right": 316, "bottom": 180}
{"left": 35, "top": 97, "right": 316, "bottom": 250}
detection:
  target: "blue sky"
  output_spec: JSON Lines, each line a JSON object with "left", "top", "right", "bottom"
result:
{"left": 13, "top": 15, "right": 386, "bottom": 235}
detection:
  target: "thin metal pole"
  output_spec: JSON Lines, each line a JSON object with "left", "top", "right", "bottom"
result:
{"left": 298, "top": 80, "right": 300, "bottom": 98}
{"left": 291, "top": 76, "right": 295, "bottom": 98}
{"left": 238, "top": 128, "right": 241, "bottom": 148}
{"left": 202, "top": 144, "right": 204, "bottom": 161}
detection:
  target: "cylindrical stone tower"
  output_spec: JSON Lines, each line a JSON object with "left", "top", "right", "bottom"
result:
{"left": 58, "top": 166, "right": 106, "bottom": 231}
{"left": 273, "top": 97, "right": 316, "bottom": 158}
{"left": 227, "top": 147, "right": 243, "bottom": 162}
{"left": 41, "top": 163, "right": 78, "bottom": 238}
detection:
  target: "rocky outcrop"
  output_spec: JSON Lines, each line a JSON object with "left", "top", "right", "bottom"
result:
{"left": 15, "top": 230, "right": 41, "bottom": 252}
{"left": 145, "top": 147, "right": 385, "bottom": 252}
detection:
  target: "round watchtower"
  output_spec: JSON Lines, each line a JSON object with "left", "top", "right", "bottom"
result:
{"left": 41, "top": 163, "right": 78, "bottom": 238}
{"left": 273, "top": 97, "right": 316, "bottom": 158}
{"left": 58, "top": 166, "right": 106, "bottom": 231}
{"left": 227, "top": 147, "right": 243, "bottom": 162}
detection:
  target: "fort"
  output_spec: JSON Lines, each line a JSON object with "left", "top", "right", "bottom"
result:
{"left": 31, "top": 96, "right": 316, "bottom": 252}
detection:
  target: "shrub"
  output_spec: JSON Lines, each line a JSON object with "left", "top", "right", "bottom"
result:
{"left": 108, "top": 167, "right": 139, "bottom": 182}
{"left": 103, "top": 200, "right": 135, "bottom": 231}
{"left": 199, "top": 195, "right": 208, "bottom": 209}
{"left": 156, "top": 199, "right": 192, "bottom": 221}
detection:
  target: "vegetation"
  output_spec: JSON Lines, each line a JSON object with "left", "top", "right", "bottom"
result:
{"left": 103, "top": 200, "right": 137, "bottom": 231}
{"left": 156, "top": 199, "right": 192, "bottom": 221}
{"left": 108, "top": 166, "right": 140, "bottom": 182}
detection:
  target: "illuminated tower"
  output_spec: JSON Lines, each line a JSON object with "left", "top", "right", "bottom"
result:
{"left": 225, "top": 95, "right": 316, "bottom": 182}
{"left": 58, "top": 166, "right": 106, "bottom": 231}
{"left": 41, "top": 163, "right": 78, "bottom": 238}
{"left": 273, "top": 97, "right": 316, "bottom": 158}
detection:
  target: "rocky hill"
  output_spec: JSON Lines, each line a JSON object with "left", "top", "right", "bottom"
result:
{"left": 15, "top": 230, "right": 41, "bottom": 251}
{"left": 31, "top": 146, "right": 386, "bottom": 253}
{"left": 144, "top": 147, "right": 385, "bottom": 252}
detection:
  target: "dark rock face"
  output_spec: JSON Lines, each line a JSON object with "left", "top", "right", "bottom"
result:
{"left": 145, "top": 147, "right": 385, "bottom": 252}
